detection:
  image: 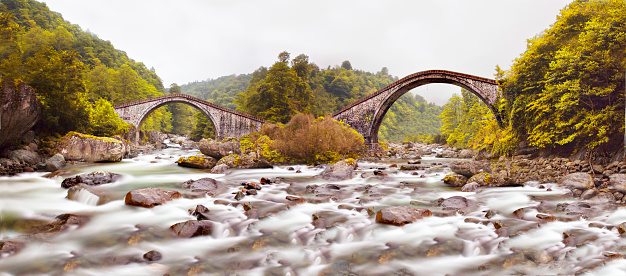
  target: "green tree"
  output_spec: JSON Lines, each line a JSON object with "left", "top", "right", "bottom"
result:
{"left": 439, "top": 89, "right": 495, "bottom": 149}
{"left": 167, "top": 83, "right": 193, "bottom": 134}
{"left": 500, "top": 0, "right": 626, "bottom": 152}
{"left": 341, "top": 60, "right": 352, "bottom": 70}
{"left": 89, "top": 98, "right": 129, "bottom": 137}
{"left": 190, "top": 111, "right": 215, "bottom": 141}
{"left": 237, "top": 52, "right": 306, "bottom": 123}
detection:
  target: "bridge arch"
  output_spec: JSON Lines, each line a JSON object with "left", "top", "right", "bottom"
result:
{"left": 333, "top": 70, "right": 502, "bottom": 145}
{"left": 114, "top": 94, "right": 264, "bottom": 142}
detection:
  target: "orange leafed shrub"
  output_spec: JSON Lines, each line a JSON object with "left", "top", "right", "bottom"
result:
{"left": 248, "top": 114, "right": 364, "bottom": 164}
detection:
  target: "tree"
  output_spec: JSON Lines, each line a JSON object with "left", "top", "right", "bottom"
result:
{"left": 190, "top": 111, "right": 215, "bottom": 141}
{"left": 237, "top": 52, "right": 312, "bottom": 123}
{"left": 500, "top": 0, "right": 626, "bottom": 151}
{"left": 89, "top": 98, "right": 129, "bottom": 137}
{"left": 167, "top": 83, "right": 193, "bottom": 134}
{"left": 341, "top": 60, "right": 352, "bottom": 70}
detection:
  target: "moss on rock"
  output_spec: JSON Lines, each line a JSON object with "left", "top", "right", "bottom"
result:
{"left": 177, "top": 155, "right": 217, "bottom": 169}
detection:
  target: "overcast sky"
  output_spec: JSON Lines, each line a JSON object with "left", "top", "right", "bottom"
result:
{"left": 40, "top": 0, "right": 571, "bottom": 105}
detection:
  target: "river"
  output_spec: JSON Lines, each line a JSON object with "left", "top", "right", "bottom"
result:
{"left": 1, "top": 144, "right": 625, "bottom": 275}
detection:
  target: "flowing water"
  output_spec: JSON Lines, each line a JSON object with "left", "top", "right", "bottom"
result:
{"left": 1, "top": 145, "right": 626, "bottom": 275}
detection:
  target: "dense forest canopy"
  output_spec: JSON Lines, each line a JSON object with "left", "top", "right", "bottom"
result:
{"left": 0, "top": 0, "right": 172, "bottom": 137}
{"left": 183, "top": 53, "right": 444, "bottom": 142}
{"left": 439, "top": 0, "right": 626, "bottom": 156}
{"left": 499, "top": 0, "right": 626, "bottom": 153}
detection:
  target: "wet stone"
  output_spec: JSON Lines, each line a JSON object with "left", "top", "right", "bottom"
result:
{"left": 0, "top": 240, "right": 26, "bottom": 257}
{"left": 312, "top": 211, "right": 349, "bottom": 229}
{"left": 143, "top": 250, "right": 162, "bottom": 262}
{"left": 434, "top": 196, "right": 477, "bottom": 215}
{"left": 61, "top": 171, "right": 122, "bottom": 189}
{"left": 179, "top": 177, "right": 226, "bottom": 196}
{"left": 170, "top": 220, "right": 213, "bottom": 238}
{"left": 375, "top": 206, "right": 432, "bottom": 226}
{"left": 125, "top": 188, "right": 182, "bottom": 208}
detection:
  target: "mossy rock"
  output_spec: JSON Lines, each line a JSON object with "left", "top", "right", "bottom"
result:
{"left": 215, "top": 154, "right": 256, "bottom": 169}
{"left": 468, "top": 173, "right": 504, "bottom": 187}
{"left": 443, "top": 173, "right": 468, "bottom": 187}
{"left": 56, "top": 131, "right": 125, "bottom": 162}
{"left": 177, "top": 155, "right": 217, "bottom": 169}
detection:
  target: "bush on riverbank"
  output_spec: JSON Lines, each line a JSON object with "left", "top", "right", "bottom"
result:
{"left": 241, "top": 114, "right": 364, "bottom": 165}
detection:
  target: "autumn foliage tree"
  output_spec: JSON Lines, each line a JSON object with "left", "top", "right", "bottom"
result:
{"left": 498, "top": 0, "right": 626, "bottom": 153}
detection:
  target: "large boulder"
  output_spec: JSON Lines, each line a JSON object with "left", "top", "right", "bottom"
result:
{"left": 467, "top": 173, "right": 505, "bottom": 187}
{"left": 61, "top": 171, "right": 122, "bottom": 189}
{"left": 125, "top": 187, "right": 182, "bottom": 208}
{"left": 66, "top": 184, "right": 114, "bottom": 205}
{"left": 443, "top": 173, "right": 468, "bottom": 187}
{"left": 375, "top": 206, "right": 432, "bottom": 226}
{"left": 199, "top": 138, "right": 241, "bottom": 159}
{"left": 8, "top": 149, "right": 40, "bottom": 165}
{"left": 608, "top": 174, "right": 626, "bottom": 193}
{"left": 450, "top": 161, "right": 492, "bottom": 178}
{"left": 215, "top": 154, "right": 262, "bottom": 169}
{"left": 170, "top": 220, "right": 213, "bottom": 238}
{"left": 179, "top": 177, "right": 226, "bottom": 196}
{"left": 45, "top": 153, "right": 66, "bottom": 171}
{"left": 56, "top": 132, "right": 125, "bottom": 162}
{"left": 176, "top": 155, "right": 217, "bottom": 169}
{"left": 320, "top": 159, "right": 358, "bottom": 181}
{"left": 559, "top": 172, "right": 594, "bottom": 190}
{"left": 0, "top": 80, "right": 42, "bottom": 148}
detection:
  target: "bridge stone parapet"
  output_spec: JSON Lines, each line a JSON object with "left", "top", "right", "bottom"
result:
{"left": 114, "top": 94, "right": 264, "bottom": 142}
{"left": 332, "top": 70, "right": 502, "bottom": 145}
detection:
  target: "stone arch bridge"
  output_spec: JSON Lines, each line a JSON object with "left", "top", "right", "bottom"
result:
{"left": 114, "top": 70, "right": 500, "bottom": 146}
{"left": 114, "top": 94, "right": 265, "bottom": 142}
{"left": 332, "top": 70, "right": 502, "bottom": 145}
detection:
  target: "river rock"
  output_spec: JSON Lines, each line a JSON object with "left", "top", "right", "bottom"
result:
{"left": 61, "top": 171, "right": 122, "bottom": 189}
{"left": 320, "top": 160, "right": 357, "bottom": 181}
{"left": 375, "top": 206, "right": 432, "bottom": 226}
{"left": 170, "top": 220, "right": 213, "bottom": 238}
{"left": 143, "top": 250, "right": 162, "bottom": 262}
{"left": 580, "top": 189, "right": 597, "bottom": 200}
{"left": 215, "top": 154, "right": 256, "bottom": 169}
{"left": 435, "top": 196, "right": 477, "bottom": 214}
{"left": 176, "top": 155, "right": 217, "bottom": 169}
{"left": 0, "top": 80, "right": 42, "bottom": 149}
{"left": 56, "top": 132, "right": 125, "bottom": 162}
{"left": 45, "top": 153, "right": 66, "bottom": 171}
{"left": 145, "top": 131, "right": 167, "bottom": 144}
{"left": 467, "top": 173, "right": 504, "bottom": 187}
{"left": 8, "top": 149, "right": 40, "bottom": 165}
{"left": 462, "top": 182, "right": 481, "bottom": 192}
{"left": 450, "top": 161, "right": 491, "bottom": 178}
{"left": 437, "top": 149, "right": 457, "bottom": 158}
{"left": 608, "top": 174, "right": 626, "bottom": 192}
{"left": 559, "top": 172, "right": 594, "bottom": 190}
{"left": 44, "top": 213, "right": 91, "bottom": 232}
{"left": 125, "top": 187, "right": 182, "bottom": 208}
{"left": 210, "top": 164, "right": 229, "bottom": 174}
{"left": 179, "top": 177, "right": 226, "bottom": 196}
{"left": 199, "top": 138, "right": 241, "bottom": 159}
{"left": 443, "top": 173, "right": 468, "bottom": 187}
{"left": 66, "top": 184, "right": 113, "bottom": 205}
{"left": 0, "top": 240, "right": 26, "bottom": 257}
